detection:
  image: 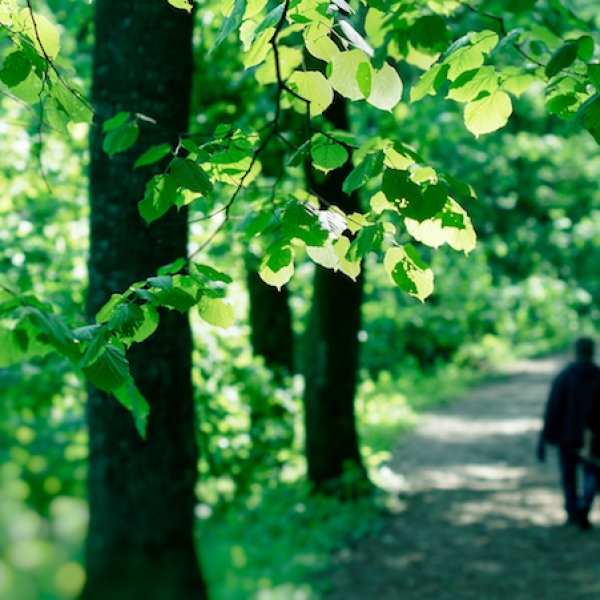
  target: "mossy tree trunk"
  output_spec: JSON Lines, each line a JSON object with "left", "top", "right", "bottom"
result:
{"left": 303, "top": 96, "right": 367, "bottom": 494}
{"left": 80, "top": 2, "right": 206, "bottom": 598}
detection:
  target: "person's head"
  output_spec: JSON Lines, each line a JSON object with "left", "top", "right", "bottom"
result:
{"left": 575, "top": 337, "right": 595, "bottom": 360}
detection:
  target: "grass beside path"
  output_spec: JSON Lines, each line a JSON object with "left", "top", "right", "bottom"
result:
{"left": 200, "top": 358, "right": 505, "bottom": 600}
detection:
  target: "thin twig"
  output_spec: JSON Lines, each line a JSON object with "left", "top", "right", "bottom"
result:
{"left": 26, "top": 0, "right": 96, "bottom": 116}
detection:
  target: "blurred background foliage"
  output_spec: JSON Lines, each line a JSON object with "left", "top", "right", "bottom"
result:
{"left": 2, "top": 0, "right": 600, "bottom": 598}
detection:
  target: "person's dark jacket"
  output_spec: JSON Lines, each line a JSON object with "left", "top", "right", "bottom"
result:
{"left": 541, "top": 360, "right": 600, "bottom": 452}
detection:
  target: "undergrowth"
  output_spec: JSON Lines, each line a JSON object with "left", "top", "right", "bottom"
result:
{"left": 199, "top": 358, "right": 491, "bottom": 600}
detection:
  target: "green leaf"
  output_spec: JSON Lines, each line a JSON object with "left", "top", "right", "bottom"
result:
{"left": 471, "top": 30, "right": 499, "bottom": 54}
{"left": 173, "top": 274, "right": 201, "bottom": 299}
{"left": 80, "top": 328, "right": 109, "bottom": 367}
{"left": 241, "top": 210, "right": 274, "bottom": 238}
{"left": 102, "top": 121, "right": 139, "bottom": 157}
{"left": 14, "top": 9, "right": 60, "bottom": 59}
{"left": 305, "top": 21, "right": 339, "bottom": 62}
{"left": 410, "top": 14, "right": 449, "bottom": 53}
{"left": 578, "top": 96, "right": 600, "bottom": 144}
{"left": 0, "top": 328, "right": 26, "bottom": 367}
{"left": 169, "top": 158, "right": 213, "bottom": 194}
{"left": 443, "top": 32, "right": 475, "bottom": 59}
{"left": 501, "top": 68, "right": 534, "bottom": 97}
{"left": 0, "top": 51, "right": 31, "bottom": 87}
{"left": 243, "top": 27, "right": 274, "bottom": 68}
{"left": 307, "top": 241, "right": 340, "bottom": 270}
{"left": 96, "top": 294, "right": 123, "bottom": 324}
{"left": 406, "top": 184, "right": 448, "bottom": 222}
{"left": 157, "top": 257, "right": 187, "bottom": 276}
{"left": 339, "top": 20, "right": 373, "bottom": 57}
{"left": 259, "top": 243, "right": 294, "bottom": 289}
{"left": 464, "top": 90, "right": 512, "bottom": 136}
{"left": 382, "top": 168, "right": 422, "bottom": 207}
{"left": 193, "top": 264, "right": 233, "bottom": 284}
{"left": 367, "top": 62, "right": 403, "bottom": 111}
{"left": 254, "top": 3, "right": 285, "bottom": 38}
{"left": 441, "top": 173, "right": 476, "bottom": 199}
{"left": 53, "top": 82, "right": 93, "bottom": 124}
{"left": 134, "top": 144, "right": 172, "bottom": 169}
{"left": 576, "top": 36, "right": 594, "bottom": 62}
{"left": 410, "top": 63, "right": 449, "bottom": 103}
{"left": 356, "top": 62, "right": 372, "bottom": 98}
{"left": 333, "top": 236, "right": 361, "bottom": 280}
{"left": 154, "top": 288, "right": 197, "bottom": 312}
{"left": 25, "top": 308, "right": 77, "bottom": 359}
{"left": 546, "top": 93, "right": 579, "bottom": 118}
{"left": 329, "top": 49, "right": 370, "bottom": 100}
{"left": 447, "top": 67, "right": 499, "bottom": 103}
{"left": 146, "top": 275, "right": 198, "bottom": 311}
{"left": 43, "top": 96, "right": 69, "bottom": 133}
{"left": 197, "top": 296, "right": 234, "bottom": 328}
{"left": 588, "top": 64, "right": 600, "bottom": 91}
{"left": 384, "top": 246, "right": 434, "bottom": 301}
{"left": 256, "top": 46, "right": 303, "bottom": 85}
{"left": 288, "top": 144, "right": 310, "bottom": 168}
{"left": 347, "top": 223, "right": 384, "bottom": 261}
{"left": 213, "top": 0, "right": 246, "bottom": 50}
{"left": 138, "top": 174, "right": 179, "bottom": 223}
{"left": 370, "top": 191, "right": 394, "bottom": 214}
{"left": 405, "top": 199, "right": 477, "bottom": 253}
{"left": 131, "top": 305, "right": 160, "bottom": 344}
{"left": 545, "top": 41, "right": 579, "bottom": 78}
{"left": 9, "top": 70, "right": 43, "bottom": 104}
{"left": 266, "top": 243, "right": 293, "bottom": 272}
{"left": 166, "top": 0, "right": 194, "bottom": 12}
{"left": 147, "top": 275, "right": 173, "bottom": 290}
{"left": 342, "top": 151, "right": 384, "bottom": 195}
{"left": 288, "top": 70, "right": 334, "bottom": 116}
{"left": 281, "top": 200, "right": 329, "bottom": 246}
{"left": 444, "top": 46, "right": 484, "bottom": 81}
{"left": 107, "top": 303, "right": 145, "bottom": 337}
{"left": 310, "top": 139, "right": 349, "bottom": 173}
{"left": 132, "top": 288, "right": 159, "bottom": 304}
{"left": 102, "top": 111, "right": 131, "bottom": 132}
{"left": 83, "top": 344, "right": 130, "bottom": 392}
{"left": 113, "top": 377, "right": 150, "bottom": 439}
{"left": 14, "top": 328, "right": 29, "bottom": 352}
{"left": 73, "top": 324, "right": 103, "bottom": 342}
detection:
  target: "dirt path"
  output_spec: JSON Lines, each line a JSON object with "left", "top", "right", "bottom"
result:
{"left": 325, "top": 354, "right": 600, "bottom": 599}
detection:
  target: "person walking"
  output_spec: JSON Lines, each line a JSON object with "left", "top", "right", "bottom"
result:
{"left": 538, "top": 337, "right": 600, "bottom": 530}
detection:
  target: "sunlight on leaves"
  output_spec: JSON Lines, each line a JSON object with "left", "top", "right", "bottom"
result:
{"left": 464, "top": 91, "right": 512, "bottom": 137}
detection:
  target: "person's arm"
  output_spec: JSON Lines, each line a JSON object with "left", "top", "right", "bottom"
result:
{"left": 538, "top": 372, "right": 566, "bottom": 462}
{"left": 581, "top": 428, "right": 593, "bottom": 459}
{"left": 537, "top": 434, "right": 546, "bottom": 462}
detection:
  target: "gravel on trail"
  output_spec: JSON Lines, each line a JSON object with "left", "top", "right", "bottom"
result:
{"left": 325, "top": 354, "right": 600, "bottom": 599}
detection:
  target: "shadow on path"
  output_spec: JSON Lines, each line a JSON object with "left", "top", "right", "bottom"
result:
{"left": 325, "top": 354, "right": 600, "bottom": 599}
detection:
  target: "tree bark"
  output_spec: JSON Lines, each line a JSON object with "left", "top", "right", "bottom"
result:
{"left": 81, "top": 1, "right": 206, "bottom": 598}
{"left": 244, "top": 253, "right": 295, "bottom": 475}
{"left": 246, "top": 254, "right": 294, "bottom": 375}
{"left": 303, "top": 96, "right": 367, "bottom": 493}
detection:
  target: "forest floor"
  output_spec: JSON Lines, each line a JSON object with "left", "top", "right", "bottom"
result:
{"left": 323, "top": 353, "right": 600, "bottom": 599}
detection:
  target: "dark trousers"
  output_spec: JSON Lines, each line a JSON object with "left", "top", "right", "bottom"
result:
{"left": 559, "top": 447, "right": 598, "bottom": 519}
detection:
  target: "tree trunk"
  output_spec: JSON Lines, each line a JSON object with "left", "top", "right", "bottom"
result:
{"left": 303, "top": 96, "right": 367, "bottom": 494}
{"left": 244, "top": 253, "right": 295, "bottom": 475}
{"left": 246, "top": 253, "right": 294, "bottom": 375}
{"left": 81, "top": 2, "right": 206, "bottom": 598}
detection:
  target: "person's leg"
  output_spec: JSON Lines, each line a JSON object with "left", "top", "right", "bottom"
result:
{"left": 559, "top": 448, "right": 579, "bottom": 521}
{"left": 581, "top": 461, "right": 597, "bottom": 508}
{"left": 578, "top": 460, "right": 598, "bottom": 529}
